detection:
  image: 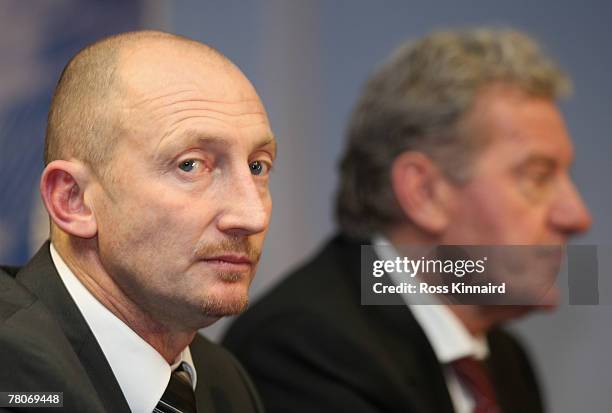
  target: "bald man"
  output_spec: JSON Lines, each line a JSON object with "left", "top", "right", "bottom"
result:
{"left": 0, "top": 31, "right": 273, "bottom": 413}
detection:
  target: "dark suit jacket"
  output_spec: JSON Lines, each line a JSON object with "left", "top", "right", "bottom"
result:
{"left": 223, "top": 235, "right": 545, "bottom": 413}
{"left": 0, "top": 243, "right": 264, "bottom": 413}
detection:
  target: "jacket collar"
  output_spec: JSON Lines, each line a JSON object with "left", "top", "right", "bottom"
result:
{"left": 330, "top": 234, "right": 456, "bottom": 412}
{"left": 15, "top": 242, "right": 131, "bottom": 413}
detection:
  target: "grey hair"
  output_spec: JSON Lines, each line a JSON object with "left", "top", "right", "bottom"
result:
{"left": 335, "top": 27, "right": 570, "bottom": 238}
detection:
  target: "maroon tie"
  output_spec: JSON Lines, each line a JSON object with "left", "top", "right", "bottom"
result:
{"left": 451, "top": 357, "right": 501, "bottom": 413}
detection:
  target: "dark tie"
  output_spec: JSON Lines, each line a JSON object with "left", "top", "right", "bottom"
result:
{"left": 451, "top": 357, "right": 501, "bottom": 413}
{"left": 153, "top": 363, "right": 198, "bottom": 413}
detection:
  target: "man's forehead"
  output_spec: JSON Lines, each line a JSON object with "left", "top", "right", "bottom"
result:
{"left": 125, "top": 86, "right": 267, "bottom": 119}
{"left": 467, "top": 87, "right": 573, "bottom": 158}
{"left": 112, "top": 39, "right": 267, "bottom": 139}
{"left": 117, "top": 39, "right": 253, "bottom": 103}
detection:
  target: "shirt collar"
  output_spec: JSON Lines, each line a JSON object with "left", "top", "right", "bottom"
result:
{"left": 50, "top": 243, "right": 197, "bottom": 413}
{"left": 372, "top": 235, "right": 489, "bottom": 362}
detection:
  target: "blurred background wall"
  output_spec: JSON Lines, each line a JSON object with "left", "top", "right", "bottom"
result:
{"left": 0, "top": 1, "right": 610, "bottom": 411}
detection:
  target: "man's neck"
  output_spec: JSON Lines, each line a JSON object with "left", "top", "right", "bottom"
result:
{"left": 53, "top": 240, "right": 197, "bottom": 363}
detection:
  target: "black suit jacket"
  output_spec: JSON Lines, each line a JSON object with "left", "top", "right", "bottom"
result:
{"left": 0, "top": 243, "right": 264, "bottom": 413}
{"left": 223, "top": 235, "right": 545, "bottom": 412}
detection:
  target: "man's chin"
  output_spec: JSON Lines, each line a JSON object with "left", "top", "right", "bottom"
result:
{"left": 535, "top": 286, "right": 560, "bottom": 310}
{"left": 502, "top": 287, "right": 560, "bottom": 319}
{"left": 201, "top": 295, "right": 249, "bottom": 319}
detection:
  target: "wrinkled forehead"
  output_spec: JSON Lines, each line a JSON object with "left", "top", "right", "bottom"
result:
{"left": 109, "top": 40, "right": 269, "bottom": 148}
{"left": 117, "top": 40, "right": 263, "bottom": 113}
{"left": 465, "top": 86, "right": 574, "bottom": 166}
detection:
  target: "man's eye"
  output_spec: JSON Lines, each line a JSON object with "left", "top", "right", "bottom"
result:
{"left": 179, "top": 160, "right": 198, "bottom": 172}
{"left": 530, "top": 171, "right": 554, "bottom": 187}
{"left": 249, "top": 160, "right": 270, "bottom": 176}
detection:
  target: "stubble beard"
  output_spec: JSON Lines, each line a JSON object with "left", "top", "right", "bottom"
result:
{"left": 200, "top": 292, "right": 249, "bottom": 318}
{"left": 193, "top": 237, "right": 260, "bottom": 317}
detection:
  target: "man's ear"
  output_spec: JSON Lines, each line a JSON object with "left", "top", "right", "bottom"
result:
{"left": 391, "top": 151, "right": 452, "bottom": 235}
{"left": 40, "top": 160, "right": 98, "bottom": 239}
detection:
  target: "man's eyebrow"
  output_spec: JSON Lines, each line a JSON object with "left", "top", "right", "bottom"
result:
{"left": 155, "top": 129, "right": 222, "bottom": 153}
{"left": 257, "top": 135, "right": 277, "bottom": 159}
{"left": 513, "top": 155, "right": 561, "bottom": 173}
{"left": 520, "top": 155, "right": 557, "bottom": 167}
{"left": 179, "top": 130, "right": 226, "bottom": 145}
{"left": 157, "top": 130, "right": 277, "bottom": 158}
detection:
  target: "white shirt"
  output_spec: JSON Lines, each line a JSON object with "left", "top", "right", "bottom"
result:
{"left": 373, "top": 236, "right": 488, "bottom": 413}
{"left": 50, "top": 244, "right": 197, "bottom": 413}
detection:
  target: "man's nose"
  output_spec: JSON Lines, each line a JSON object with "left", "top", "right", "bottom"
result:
{"left": 216, "top": 169, "right": 270, "bottom": 236}
{"left": 549, "top": 177, "right": 592, "bottom": 236}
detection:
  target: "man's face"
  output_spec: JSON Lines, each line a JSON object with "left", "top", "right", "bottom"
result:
{"left": 90, "top": 43, "right": 275, "bottom": 328}
{"left": 441, "top": 86, "right": 591, "bottom": 306}
{"left": 443, "top": 86, "right": 591, "bottom": 245}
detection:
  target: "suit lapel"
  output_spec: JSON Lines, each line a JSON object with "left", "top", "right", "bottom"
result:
{"left": 336, "top": 236, "right": 456, "bottom": 413}
{"left": 371, "top": 305, "right": 456, "bottom": 413}
{"left": 189, "top": 334, "right": 220, "bottom": 412}
{"left": 16, "top": 243, "right": 131, "bottom": 413}
{"left": 486, "top": 329, "right": 544, "bottom": 413}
